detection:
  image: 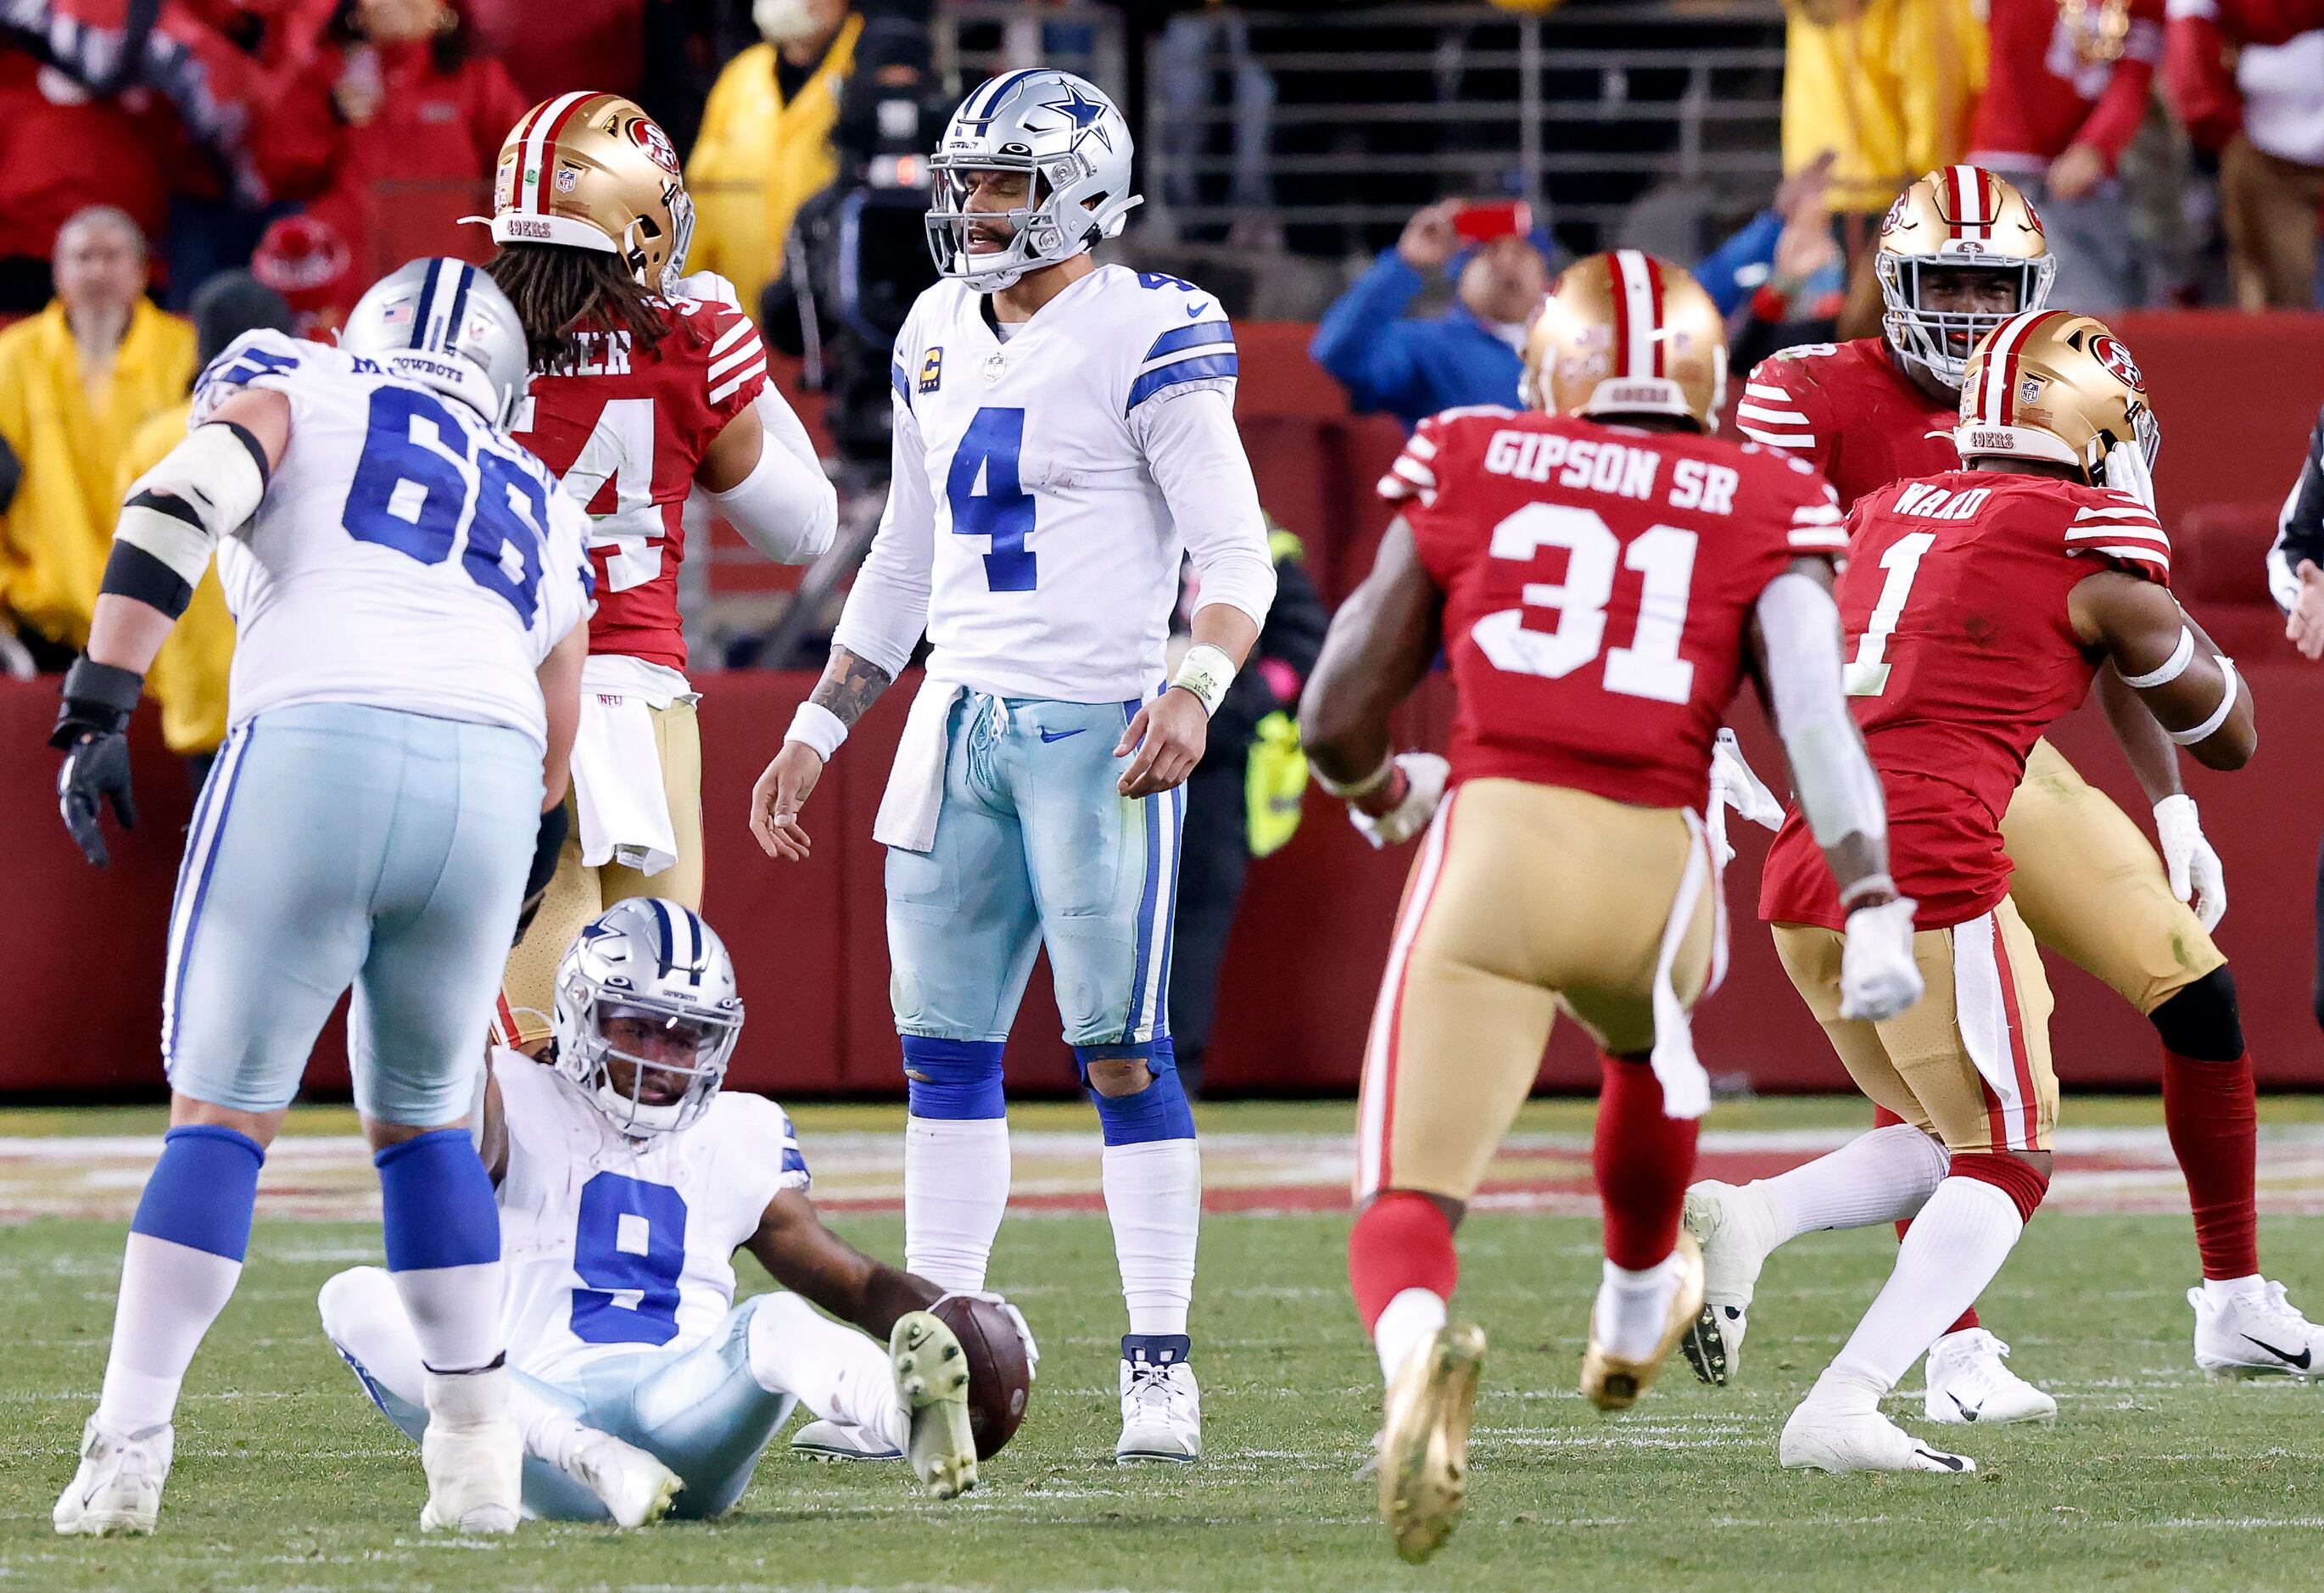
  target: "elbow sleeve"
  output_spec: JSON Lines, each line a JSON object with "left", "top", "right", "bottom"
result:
{"left": 1758, "top": 573, "right": 1886, "bottom": 850}
{"left": 704, "top": 432, "right": 837, "bottom": 565}
{"left": 116, "top": 420, "right": 270, "bottom": 587}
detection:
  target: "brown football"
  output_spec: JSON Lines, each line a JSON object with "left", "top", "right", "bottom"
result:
{"left": 930, "top": 1294, "right": 1031, "bottom": 1460}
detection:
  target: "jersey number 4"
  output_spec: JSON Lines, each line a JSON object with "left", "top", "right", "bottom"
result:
{"left": 571, "top": 1171, "right": 688, "bottom": 1346}
{"left": 947, "top": 406, "right": 1036, "bottom": 591}
{"left": 556, "top": 398, "right": 664, "bottom": 594}
{"left": 1474, "top": 503, "right": 1699, "bottom": 704}
{"left": 344, "top": 387, "right": 550, "bottom": 622}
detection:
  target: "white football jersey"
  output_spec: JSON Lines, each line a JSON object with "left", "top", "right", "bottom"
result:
{"left": 191, "top": 331, "right": 594, "bottom": 750}
{"left": 838, "top": 265, "right": 1265, "bottom": 701}
{"left": 490, "top": 1050, "right": 809, "bottom": 1385}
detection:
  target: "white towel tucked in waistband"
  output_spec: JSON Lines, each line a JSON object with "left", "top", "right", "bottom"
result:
{"left": 571, "top": 688, "right": 679, "bottom": 875}
{"left": 1647, "top": 808, "right": 1728, "bottom": 1121}
{"left": 874, "top": 678, "right": 964, "bottom": 853}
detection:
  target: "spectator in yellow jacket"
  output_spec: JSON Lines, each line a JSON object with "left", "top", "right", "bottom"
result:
{"left": 117, "top": 274, "right": 299, "bottom": 769}
{"left": 1780, "top": 0, "right": 1987, "bottom": 215}
{"left": 685, "top": 0, "right": 863, "bottom": 310}
{"left": 0, "top": 206, "right": 195, "bottom": 674}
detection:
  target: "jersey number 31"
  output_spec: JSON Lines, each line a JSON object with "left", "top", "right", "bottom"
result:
{"left": 1474, "top": 503, "right": 1699, "bottom": 704}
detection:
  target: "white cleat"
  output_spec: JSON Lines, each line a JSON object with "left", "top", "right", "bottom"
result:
{"left": 791, "top": 1419, "right": 905, "bottom": 1462}
{"left": 567, "top": 1429, "right": 683, "bottom": 1528}
{"left": 1680, "top": 1181, "right": 1779, "bottom": 1385}
{"left": 1922, "top": 1328, "right": 2056, "bottom": 1425}
{"left": 420, "top": 1368, "right": 522, "bottom": 1534}
{"left": 1116, "top": 1359, "right": 1203, "bottom": 1464}
{"left": 891, "top": 1311, "right": 977, "bottom": 1500}
{"left": 1780, "top": 1400, "right": 1975, "bottom": 1474}
{"left": 2191, "top": 1280, "right": 2324, "bottom": 1379}
{"left": 53, "top": 1417, "right": 171, "bottom": 1536}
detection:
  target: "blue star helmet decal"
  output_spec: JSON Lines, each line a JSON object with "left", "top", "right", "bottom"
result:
{"left": 1042, "top": 82, "right": 1114, "bottom": 153}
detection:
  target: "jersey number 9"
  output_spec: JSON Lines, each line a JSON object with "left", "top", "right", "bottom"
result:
{"left": 571, "top": 1171, "right": 688, "bottom": 1346}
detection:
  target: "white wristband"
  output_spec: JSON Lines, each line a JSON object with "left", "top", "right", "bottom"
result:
{"left": 784, "top": 701, "right": 847, "bottom": 761}
{"left": 2119, "top": 626, "right": 2195, "bottom": 689}
{"left": 1169, "top": 643, "right": 1237, "bottom": 718}
{"left": 2167, "top": 657, "right": 2239, "bottom": 746}
{"left": 1312, "top": 750, "right": 1395, "bottom": 801}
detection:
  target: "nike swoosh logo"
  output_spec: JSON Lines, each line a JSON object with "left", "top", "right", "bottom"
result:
{"left": 1039, "top": 727, "right": 1088, "bottom": 743}
{"left": 1187, "top": 302, "right": 1211, "bottom": 317}
{"left": 2241, "top": 1333, "right": 2312, "bottom": 1369}
{"left": 1946, "top": 1391, "right": 1980, "bottom": 1423}
{"left": 1915, "top": 1448, "right": 1968, "bottom": 1471}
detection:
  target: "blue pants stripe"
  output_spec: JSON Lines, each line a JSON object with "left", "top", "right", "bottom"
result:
{"left": 165, "top": 725, "right": 254, "bottom": 1062}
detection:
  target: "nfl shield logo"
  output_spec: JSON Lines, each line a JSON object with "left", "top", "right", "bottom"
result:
{"left": 2020, "top": 377, "right": 2042, "bottom": 404}
{"left": 983, "top": 352, "right": 1007, "bottom": 385}
{"left": 555, "top": 165, "right": 580, "bottom": 193}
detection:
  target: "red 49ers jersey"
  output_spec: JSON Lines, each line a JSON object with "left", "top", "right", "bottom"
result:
{"left": 1384, "top": 408, "right": 1848, "bottom": 812}
{"left": 1759, "top": 472, "right": 2172, "bottom": 932}
{"left": 511, "top": 296, "right": 768, "bottom": 670}
{"left": 1738, "top": 337, "right": 1958, "bottom": 511}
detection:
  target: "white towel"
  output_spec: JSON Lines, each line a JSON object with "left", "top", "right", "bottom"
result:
{"left": 1646, "top": 808, "right": 1726, "bottom": 1121}
{"left": 571, "top": 687, "right": 679, "bottom": 875}
{"left": 874, "top": 678, "right": 964, "bottom": 852}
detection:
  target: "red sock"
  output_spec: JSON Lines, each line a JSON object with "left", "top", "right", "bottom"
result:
{"left": 2160, "top": 1048, "right": 2260, "bottom": 1280}
{"left": 1875, "top": 1104, "right": 1980, "bottom": 1331}
{"left": 1349, "top": 1191, "right": 1458, "bottom": 1333}
{"left": 1595, "top": 1053, "right": 1700, "bottom": 1269}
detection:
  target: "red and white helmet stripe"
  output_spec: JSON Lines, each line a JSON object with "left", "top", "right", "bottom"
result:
{"left": 1609, "top": 249, "right": 1668, "bottom": 380}
{"left": 1974, "top": 308, "right": 2058, "bottom": 428}
{"left": 1943, "top": 163, "right": 1994, "bottom": 243}
{"left": 509, "top": 92, "right": 594, "bottom": 218}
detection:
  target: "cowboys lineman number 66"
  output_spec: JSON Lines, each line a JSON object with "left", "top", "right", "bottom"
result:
{"left": 749, "top": 69, "right": 1277, "bottom": 1465}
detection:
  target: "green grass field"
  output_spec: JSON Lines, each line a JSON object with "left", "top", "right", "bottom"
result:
{"left": 8, "top": 1100, "right": 2324, "bottom": 1593}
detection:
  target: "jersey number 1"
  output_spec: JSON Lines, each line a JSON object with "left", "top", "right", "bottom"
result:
{"left": 1474, "top": 503, "right": 1699, "bottom": 704}
{"left": 1843, "top": 532, "right": 1936, "bottom": 697}
{"left": 947, "top": 406, "right": 1036, "bottom": 591}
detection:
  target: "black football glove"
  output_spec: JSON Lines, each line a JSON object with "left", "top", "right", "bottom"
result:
{"left": 513, "top": 802, "right": 569, "bottom": 945}
{"left": 50, "top": 657, "right": 145, "bottom": 869}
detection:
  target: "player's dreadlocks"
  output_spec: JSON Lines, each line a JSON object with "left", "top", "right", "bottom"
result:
{"left": 487, "top": 242, "right": 669, "bottom": 376}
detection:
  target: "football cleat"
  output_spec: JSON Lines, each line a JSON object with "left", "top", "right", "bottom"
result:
{"left": 567, "top": 1429, "right": 683, "bottom": 1528}
{"left": 791, "top": 1419, "right": 906, "bottom": 1462}
{"left": 53, "top": 1416, "right": 171, "bottom": 1536}
{"left": 420, "top": 1367, "right": 522, "bottom": 1534}
{"left": 1779, "top": 1400, "right": 1976, "bottom": 1474}
{"left": 1680, "top": 1180, "right": 1780, "bottom": 1385}
{"left": 1376, "top": 1322, "right": 1485, "bottom": 1565}
{"left": 1581, "top": 1233, "right": 1706, "bottom": 1412}
{"left": 1116, "top": 1346, "right": 1203, "bottom": 1465}
{"left": 2190, "top": 1280, "right": 2324, "bottom": 1379}
{"left": 1921, "top": 1328, "right": 2056, "bottom": 1425}
{"left": 890, "top": 1311, "right": 977, "bottom": 1500}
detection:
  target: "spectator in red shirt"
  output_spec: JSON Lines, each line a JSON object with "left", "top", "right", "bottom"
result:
{"left": 2166, "top": 0, "right": 2324, "bottom": 307}
{"left": 285, "top": 0, "right": 529, "bottom": 280}
{"left": 1969, "top": 0, "right": 2166, "bottom": 310}
{"left": 0, "top": 51, "right": 186, "bottom": 313}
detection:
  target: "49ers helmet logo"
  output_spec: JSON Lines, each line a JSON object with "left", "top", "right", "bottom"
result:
{"left": 627, "top": 116, "right": 681, "bottom": 176}
{"left": 2087, "top": 333, "right": 2144, "bottom": 390}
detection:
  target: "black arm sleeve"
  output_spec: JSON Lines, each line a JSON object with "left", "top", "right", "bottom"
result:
{"left": 2268, "top": 403, "right": 2324, "bottom": 614}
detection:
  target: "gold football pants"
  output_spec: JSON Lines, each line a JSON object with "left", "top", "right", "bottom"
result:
{"left": 495, "top": 699, "right": 705, "bottom": 1049}
{"left": 1354, "top": 779, "right": 1716, "bottom": 1204}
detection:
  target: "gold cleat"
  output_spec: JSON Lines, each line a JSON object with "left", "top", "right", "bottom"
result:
{"left": 1580, "top": 1232, "right": 1707, "bottom": 1413}
{"left": 1376, "top": 1322, "right": 1486, "bottom": 1565}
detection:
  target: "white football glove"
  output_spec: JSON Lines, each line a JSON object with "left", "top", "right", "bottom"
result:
{"left": 1348, "top": 752, "right": 1449, "bottom": 849}
{"left": 1712, "top": 728, "right": 1785, "bottom": 830}
{"left": 2154, "top": 793, "right": 2226, "bottom": 931}
{"left": 1839, "top": 896, "right": 1924, "bottom": 1022}
{"left": 934, "top": 1289, "right": 1040, "bottom": 1381}
{"left": 672, "top": 270, "right": 743, "bottom": 310}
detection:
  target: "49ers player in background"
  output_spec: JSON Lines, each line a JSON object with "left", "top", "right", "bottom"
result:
{"left": 1696, "top": 312, "right": 2257, "bottom": 1474}
{"left": 478, "top": 94, "right": 838, "bottom": 1048}
{"left": 1301, "top": 253, "right": 1919, "bottom": 1564}
{"left": 1726, "top": 165, "right": 2324, "bottom": 1412}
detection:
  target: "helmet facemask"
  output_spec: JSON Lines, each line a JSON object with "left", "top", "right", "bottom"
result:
{"left": 1879, "top": 253, "right": 2056, "bottom": 391}
{"left": 557, "top": 981, "right": 740, "bottom": 1140}
{"left": 923, "top": 70, "right": 1141, "bottom": 294}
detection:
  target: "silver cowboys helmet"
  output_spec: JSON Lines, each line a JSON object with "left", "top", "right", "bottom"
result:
{"left": 925, "top": 68, "right": 1141, "bottom": 293}
{"left": 551, "top": 898, "right": 744, "bottom": 1139}
{"left": 341, "top": 257, "right": 531, "bottom": 428}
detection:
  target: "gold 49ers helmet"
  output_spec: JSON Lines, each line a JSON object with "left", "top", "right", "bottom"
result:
{"left": 481, "top": 92, "right": 694, "bottom": 295}
{"left": 1877, "top": 165, "right": 2057, "bottom": 391}
{"left": 1521, "top": 249, "right": 1727, "bottom": 429}
{"left": 1955, "top": 310, "right": 2159, "bottom": 482}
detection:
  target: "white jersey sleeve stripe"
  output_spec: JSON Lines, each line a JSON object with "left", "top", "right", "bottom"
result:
{"left": 1787, "top": 528, "right": 1851, "bottom": 549}
{"left": 707, "top": 333, "right": 765, "bottom": 383}
{"left": 709, "top": 316, "right": 756, "bottom": 357}
{"left": 1737, "top": 401, "right": 1813, "bottom": 426}
{"left": 2065, "top": 523, "right": 2167, "bottom": 544}
{"left": 1746, "top": 381, "right": 1800, "bottom": 401}
{"left": 1740, "top": 424, "right": 1817, "bottom": 449}
{"left": 707, "top": 357, "right": 768, "bottom": 407}
{"left": 2081, "top": 545, "right": 2171, "bottom": 569}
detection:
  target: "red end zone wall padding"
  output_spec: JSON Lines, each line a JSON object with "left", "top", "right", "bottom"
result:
{"left": 12, "top": 310, "right": 2324, "bottom": 1102}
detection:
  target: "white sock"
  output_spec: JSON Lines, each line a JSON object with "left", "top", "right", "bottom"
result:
{"left": 1831, "top": 1176, "right": 2025, "bottom": 1391}
{"left": 747, "top": 1293, "right": 910, "bottom": 1452}
{"left": 904, "top": 1116, "right": 1011, "bottom": 1292}
{"left": 2202, "top": 1273, "right": 2266, "bottom": 1306}
{"left": 94, "top": 1233, "right": 243, "bottom": 1434}
{"left": 1594, "top": 1254, "right": 1684, "bottom": 1361}
{"left": 391, "top": 1260, "right": 506, "bottom": 1374}
{"left": 1802, "top": 1361, "right": 1888, "bottom": 1414}
{"left": 511, "top": 1385, "right": 598, "bottom": 1473}
{"left": 425, "top": 1362, "right": 511, "bottom": 1430}
{"left": 1372, "top": 1287, "right": 1449, "bottom": 1385}
{"left": 1103, "top": 1139, "right": 1200, "bottom": 1337}
{"left": 1758, "top": 1124, "right": 1951, "bottom": 1243}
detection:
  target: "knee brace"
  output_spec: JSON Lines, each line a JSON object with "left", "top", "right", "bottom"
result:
{"left": 902, "top": 1037, "right": 1007, "bottom": 1121}
{"left": 2150, "top": 966, "right": 2244, "bottom": 1062}
{"left": 1085, "top": 1042, "right": 1195, "bottom": 1146}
